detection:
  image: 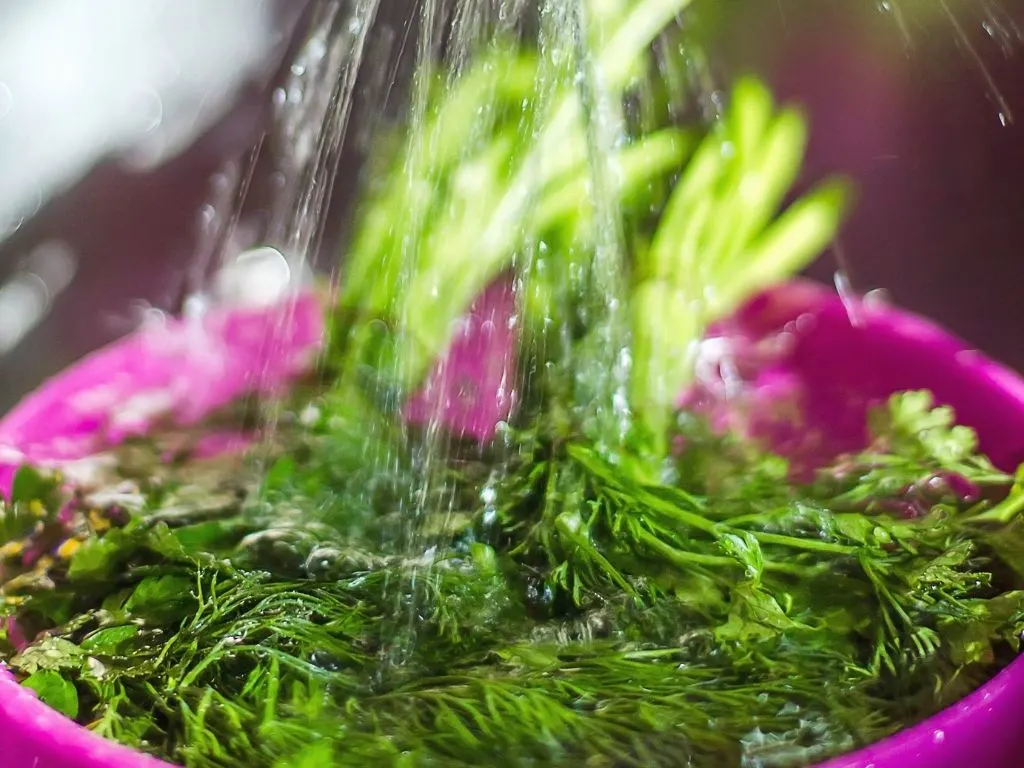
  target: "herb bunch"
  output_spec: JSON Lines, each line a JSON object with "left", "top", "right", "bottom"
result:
{"left": 2, "top": 392, "right": 1024, "bottom": 768}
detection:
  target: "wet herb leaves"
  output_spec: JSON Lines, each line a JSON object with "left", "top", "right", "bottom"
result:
{"left": 1, "top": 392, "right": 1023, "bottom": 767}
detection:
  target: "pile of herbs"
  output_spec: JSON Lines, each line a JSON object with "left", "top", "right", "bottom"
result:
{"left": 4, "top": 2, "right": 1024, "bottom": 767}
{"left": 3, "top": 391, "right": 1024, "bottom": 768}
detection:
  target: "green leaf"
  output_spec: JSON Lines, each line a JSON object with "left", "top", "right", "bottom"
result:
{"left": 173, "top": 521, "right": 236, "bottom": 553}
{"left": 125, "top": 574, "right": 195, "bottom": 624}
{"left": 11, "top": 637, "right": 84, "bottom": 675}
{"left": 9, "top": 465, "right": 62, "bottom": 509}
{"left": 987, "top": 518, "right": 1024, "bottom": 580}
{"left": 80, "top": 625, "right": 140, "bottom": 655}
{"left": 263, "top": 456, "right": 298, "bottom": 492}
{"left": 68, "top": 522, "right": 191, "bottom": 583}
{"left": 22, "top": 670, "right": 79, "bottom": 719}
{"left": 940, "top": 592, "right": 1024, "bottom": 667}
{"left": 716, "top": 582, "right": 808, "bottom": 644}
{"left": 0, "top": 467, "right": 62, "bottom": 544}
{"left": 718, "top": 531, "right": 765, "bottom": 580}
{"left": 67, "top": 534, "right": 125, "bottom": 582}
{"left": 873, "top": 390, "right": 980, "bottom": 465}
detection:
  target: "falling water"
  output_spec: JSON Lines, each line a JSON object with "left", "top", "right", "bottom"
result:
{"left": 878, "top": 0, "right": 1021, "bottom": 125}
{"left": 938, "top": 0, "right": 1014, "bottom": 124}
{"left": 269, "top": 0, "right": 383, "bottom": 269}
{"left": 168, "top": 0, "right": 1024, "bottom": 698}
{"left": 169, "top": 0, "right": 383, "bottom": 479}
{"left": 378, "top": 0, "right": 545, "bottom": 671}
{"left": 3, "top": 0, "right": 1024, "bottom": 765}
{"left": 183, "top": 0, "right": 382, "bottom": 305}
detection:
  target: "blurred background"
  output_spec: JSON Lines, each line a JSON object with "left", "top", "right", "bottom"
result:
{"left": 0, "top": 0, "right": 1022, "bottom": 411}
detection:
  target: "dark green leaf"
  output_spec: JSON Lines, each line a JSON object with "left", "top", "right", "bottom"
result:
{"left": 122, "top": 574, "right": 196, "bottom": 626}
{"left": 81, "top": 625, "right": 140, "bottom": 654}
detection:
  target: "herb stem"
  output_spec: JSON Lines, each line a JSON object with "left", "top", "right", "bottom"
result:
{"left": 968, "top": 487, "right": 1024, "bottom": 524}
{"left": 751, "top": 531, "right": 858, "bottom": 556}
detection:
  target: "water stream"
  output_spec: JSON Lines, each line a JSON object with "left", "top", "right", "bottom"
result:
{"left": 171, "top": 0, "right": 1024, "bottom": 730}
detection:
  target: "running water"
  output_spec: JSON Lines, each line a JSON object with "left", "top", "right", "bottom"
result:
{"left": 173, "top": 0, "right": 1022, "bottom": 672}
{"left": 179, "top": 0, "right": 383, "bottom": 317}
{"left": 878, "top": 0, "right": 1021, "bottom": 124}
{"left": 5, "top": 3, "right": 1024, "bottom": 765}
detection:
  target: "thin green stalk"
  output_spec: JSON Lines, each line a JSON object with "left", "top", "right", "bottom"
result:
{"left": 630, "top": 78, "right": 851, "bottom": 462}
{"left": 375, "top": 0, "right": 699, "bottom": 391}
{"left": 751, "top": 531, "right": 858, "bottom": 557}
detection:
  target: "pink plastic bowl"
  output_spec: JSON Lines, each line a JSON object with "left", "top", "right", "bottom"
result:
{"left": 2, "top": 280, "right": 1024, "bottom": 767}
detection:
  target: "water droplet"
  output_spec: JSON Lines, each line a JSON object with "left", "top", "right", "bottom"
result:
{"left": 211, "top": 173, "right": 232, "bottom": 192}
{"left": 863, "top": 288, "right": 891, "bottom": 309}
{"left": 310, "top": 650, "right": 343, "bottom": 671}
{"left": 1, "top": 184, "right": 44, "bottom": 236}
{"left": 932, "top": 729, "right": 946, "bottom": 744}
{"left": 304, "top": 546, "right": 344, "bottom": 579}
{"left": 87, "top": 657, "right": 108, "bottom": 680}
{"left": 299, "top": 404, "right": 321, "bottom": 426}
{"left": 456, "top": 377, "right": 479, "bottom": 406}
{"left": 0, "top": 272, "right": 50, "bottom": 353}
{"left": 182, "top": 293, "right": 210, "bottom": 319}
{"left": 197, "top": 203, "right": 217, "bottom": 231}
{"left": 0, "top": 209, "right": 24, "bottom": 238}
{"left": 834, "top": 269, "right": 864, "bottom": 327}
{"left": 794, "top": 312, "right": 817, "bottom": 335}
{"left": 213, "top": 246, "right": 293, "bottom": 309}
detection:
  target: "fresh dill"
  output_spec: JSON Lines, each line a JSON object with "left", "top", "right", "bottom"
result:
{"left": 2, "top": 393, "right": 1024, "bottom": 767}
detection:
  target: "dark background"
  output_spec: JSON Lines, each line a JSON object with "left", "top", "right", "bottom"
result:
{"left": 1, "top": 0, "right": 1023, "bottom": 411}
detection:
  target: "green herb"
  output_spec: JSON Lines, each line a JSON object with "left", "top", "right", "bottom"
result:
{"left": 2, "top": 393, "right": 1023, "bottom": 767}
